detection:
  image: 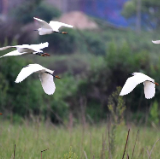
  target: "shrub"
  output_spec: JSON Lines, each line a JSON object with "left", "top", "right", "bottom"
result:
{"left": 9, "top": 0, "right": 61, "bottom": 24}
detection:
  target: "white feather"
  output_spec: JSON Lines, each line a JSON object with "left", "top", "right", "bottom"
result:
{"left": 0, "top": 46, "right": 15, "bottom": 51}
{"left": 39, "top": 72, "right": 55, "bottom": 95}
{"left": 49, "top": 21, "right": 73, "bottom": 32}
{"left": 143, "top": 81, "right": 155, "bottom": 99}
{"left": 15, "top": 64, "right": 45, "bottom": 83}
{"left": 0, "top": 50, "right": 27, "bottom": 58}
{"left": 120, "top": 72, "right": 156, "bottom": 99}
{"left": 0, "top": 42, "right": 49, "bottom": 58}
{"left": 34, "top": 17, "right": 73, "bottom": 35}
{"left": 15, "top": 64, "right": 56, "bottom": 95}
{"left": 152, "top": 40, "right": 160, "bottom": 44}
{"left": 28, "top": 42, "right": 49, "bottom": 52}
{"left": 33, "top": 17, "right": 52, "bottom": 29}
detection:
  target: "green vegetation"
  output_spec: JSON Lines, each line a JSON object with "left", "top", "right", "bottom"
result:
{"left": 1, "top": 1, "right": 160, "bottom": 158}
{"left": 0, "top": 121, "right": 160, "bottom": 159}
{"left": 122, "top": 0, "right": 160, "bottom": 29}
{"left": 1, "top": 37, "right": 160, "bottom": 124}
{"left": 10, "top": 0, "right": 61, "bottom": 24}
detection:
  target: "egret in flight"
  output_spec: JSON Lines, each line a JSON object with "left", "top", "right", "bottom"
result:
{"left": 33, "top": 17, "right": 73, "bottom": 35}
{"left": 15, "top": 64, "right": 60, "bottom": 95}
{"left": 0, "top": 42, "right": 49, "bottom": 58}
{"left": 120, "top": 72, "right": 159, "bottom": 99}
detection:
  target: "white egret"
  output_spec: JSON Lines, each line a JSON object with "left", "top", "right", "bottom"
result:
{"left": 119, "top": 72, "right": 159, "bottom": 99}
{"left": 0, "top": 42, "right": 50, "bottom": 58}
{"left": 15, "top": 64, "right": 60, "bottom": 95}
{"left": 152, "top": 40, "right": 160, "bottom": 44}
{"left": 33, "top": 17, "right": 73, "bottom": 35}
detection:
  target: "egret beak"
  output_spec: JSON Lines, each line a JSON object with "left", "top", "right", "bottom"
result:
{"left": 42, "top": 53, "right": 50, "bottom": 57}
{"left": 62, "top": 31, "right": 67, "bottom": 34}
{"left": 54, "top": 75, "right": 61, "bottom": 79}
{"left": 0, "top": 113, "right": 2, "bottom": 115}
{"left": 155, "top": 82, "right": 159, "bottom": 86}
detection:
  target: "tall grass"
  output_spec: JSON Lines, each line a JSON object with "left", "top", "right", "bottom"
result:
{"left": 0, "top": 120, "right": 160, "bottom": 159}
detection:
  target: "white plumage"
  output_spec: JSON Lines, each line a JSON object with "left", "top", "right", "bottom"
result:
{"left": 0, "top": 42, "right": 49, "bottom": 58}
{"left": 152, "top": 40, "right": 160, "bottom": 44}
{"left": 15, "top": 64, "right": 60, "bottom": 95}
{"left": 33, "top": 17, "right": 73, "bottom": 35}
{"left": 120, "top": 72, "right": 158, "bottom": 99}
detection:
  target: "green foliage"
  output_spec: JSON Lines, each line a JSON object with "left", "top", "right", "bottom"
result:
{"left": 108, "top": 87, "right": 126, "bottom": 125}
{"left": 122, "top": 0, "right": 160, "bottom": 29}
{"left": 64, "top": 146, "right": 78, "bottom": 159}
{"left": 38, "top": 30, "right": 106, "bottom": 55}
{"left": 0, "top": 40, "right": 45, "bottom": 121}
{"left": 10, "top": 0, "right": 61, "bottom": 24}
{"left": 149, "top": 101, "right": 159, "bottom": 125}
{"left": 81, "top": 31, "right": 106, "bottom": 55}
{"left": 32, "top": 2, "right": 61, "bottom": 22}
{"left": 1, "top": 122, "right": 160, "bottom": 158}
{"left": 107, "top": 87, "right": 126, "bottom": 155}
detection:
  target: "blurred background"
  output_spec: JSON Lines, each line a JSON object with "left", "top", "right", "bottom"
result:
{"left": 0, "top": 0, "right": 160, "bottom": 127}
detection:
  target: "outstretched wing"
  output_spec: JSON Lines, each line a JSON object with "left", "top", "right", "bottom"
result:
{"left": 33, "top": 17, "right": 52, "bottom": 29}
{"left": 120, "top": 74, "right": 148, "bottom": 96}
{"left": 0, "top": 46, "right": 16, "bottom": 51}
{"left": 49, "top": 21, "right": 73, "bottom": 32}
{"left": 0, "top": 50, "right": 27, "bottom": 58}
{"left": 39, "top": 72, "right": 55, "bottom": 95}
{"left": 15, "top": 64, "right": 45, "bottom": 83}
{"left": 143, "top": 81, "right": 155, "bottom": 99}
{"left": 29, "top": 42, "right": 49, "bottom": 51}
{"left": 152, "top": 40, "right": 160, "bottom": 44}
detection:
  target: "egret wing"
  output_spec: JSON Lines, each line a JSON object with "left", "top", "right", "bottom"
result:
{"left": 33, "top": 17, "right": 52, "bottom": 29}
{"left": 152, "top": 40, "right": 160, "bottom": 44}
{"left": 39, "top": 72, "right": 55, "bottom": 95}
{"left": 29, "top": 42, "right": 49, "bottom": 51}
{"left": 0, "top": 46, "right": 16, "bottom": 51}
{"left": 0, "top": 50, "right": 27, "bottom": 58}
{"left": 15, "top": 64, "right": 45, "bottom": 83}
{"left": 143, "top": 81, "right": 155, "bottom": 99}
{"left": 120, "top": 75, "right": 147, "bottom": 96}
{"left": 49, "top": 21, "right": 73, "bottom": 31}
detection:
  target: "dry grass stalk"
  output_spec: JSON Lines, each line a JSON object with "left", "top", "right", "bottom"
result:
{"left": 148, "top": 139, "right": 160, "bottom": 158}
{"left": 122, "top": 129, "right": 130, "bottom": 159}
{"left": 13, "top": 144, "right": 16, "bottom": 159}
{"left": 41, "top": 148, "right": 49, "bottom": 159}
{"left": 83, "top": 150, "right": 88, "bottom": 159}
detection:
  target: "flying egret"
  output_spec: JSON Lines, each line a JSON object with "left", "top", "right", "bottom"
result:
{"left": 33, "top": 17, "right": 73, "bottom": 35}
{"left": 152, "top": 40, "right": 160, "bottom": 44}
{"left": 15, "top": 64, "right": 60, "bottom": 95}
{"left": 119, "top": 72, "right": 159, "bottom": 99}
{"left": 0, "top": 42, "right": 50, "bottom": 58}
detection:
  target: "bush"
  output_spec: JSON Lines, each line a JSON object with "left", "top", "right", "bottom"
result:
{"left": 68, "top": 41, "right": 160, "bottom": 123}
{"left": 9, "top": 0, "right": 61, "bottom": 24}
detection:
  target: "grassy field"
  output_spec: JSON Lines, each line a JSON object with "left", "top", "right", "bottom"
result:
{"left": 0, "top": 121, "right": 160, "bottom": 159}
